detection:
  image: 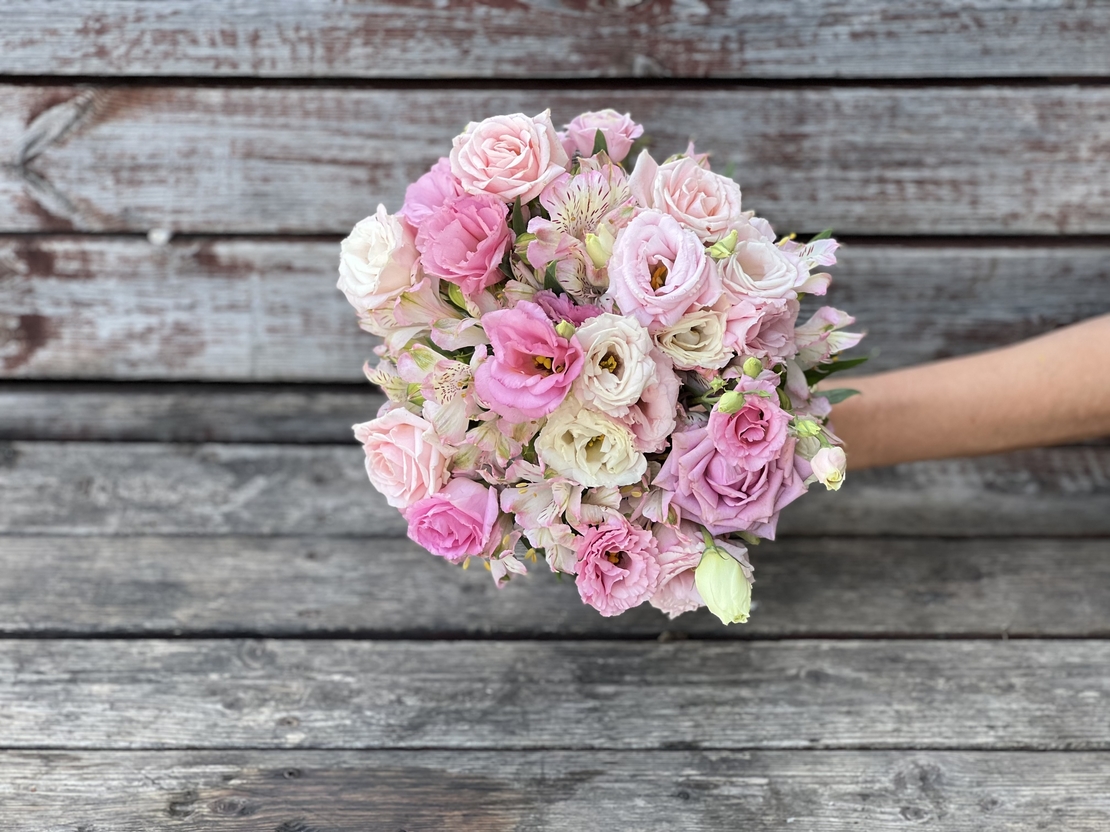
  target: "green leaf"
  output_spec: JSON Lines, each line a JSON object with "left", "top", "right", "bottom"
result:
{"left": 543, "top": 261, "right": 563, "bottom": 295}
{"left": 627, "top": 135, "right": 651, "bottom": 160}
{"left": 809, "top": 228, "right": 835, "bottom": 242}
{"left": 511, "top": 197, "right": 527, "bottom": 236}
{"left": 819, "top": 388, "right": 861, "bottom": 405}
{"left": 804, "top": 355, "right": 870, "bottom": 386}
{"left": 591, "top": 129, "right": 610, "bottom": 157}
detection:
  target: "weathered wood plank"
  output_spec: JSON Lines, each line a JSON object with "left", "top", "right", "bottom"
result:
{"left": 0, "top": 535, "right": 1107, "bottom": 638}
{"left": 3, "top": 85, "right": 1110, "bottom": 235}
{"left": 2, "top": 750, "right": 1109, "bottom": 831}
{"left": 3, "top": 237, "right": 1108, "bottom": 381}
{"left": 1, "top": 442, "right": 1107, "bottom": 537}
{"left": 1, "top": 639, "right": 1107, "bottom": 749}
{"left": 4, "top": 1, "right": 1108, "bottom": 80}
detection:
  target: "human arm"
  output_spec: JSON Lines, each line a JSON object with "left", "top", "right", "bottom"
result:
{"left": 826, "top": 314, "right": 1110, "bottom": 470}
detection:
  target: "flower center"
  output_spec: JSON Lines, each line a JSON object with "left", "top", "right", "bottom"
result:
{"left": 605, "top": 551, "right": 624, "bottom": 565}
{"left": 585, "top": 435, "right": 604, "bottom": 450}
{"left": 649, "top": 260, "right": 669, "bottom": 291}
{"left": 598, "top": 350, "right": 621, "bottom": 374}
{"left": 533, "top": 355, "right": 564, "bottom": 375}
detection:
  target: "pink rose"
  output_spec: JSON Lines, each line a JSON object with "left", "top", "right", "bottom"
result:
{"left": 648, "top": 522, "right": 705, "bottom": 619}
{"left": 622, "top": 349, "right": 680, "bottom": 453}
{"left": 562, "top": 110, "right": 644, "bottom": 163}
{"left": 654, "top": 430, "right": 807, "bottom": 539}
{"left": 353, "top": 408, "right": 451, "bottom": 510}
{"left": 707, "top": 377, "right": 791, "bottom": 471}
{"left": 532, "top": 290, "right": 603, "bottom": 326}
{"left": 722, "top": 297, "right": 800, "bottom": 363}
{"left": 629, "top": 151, "right": 744, "bottom": 242}
{"left": 415, "top": 195, "right": 512, "bottom": 295}
{"left": 449, "top": 110, "right": 570, "bottom": 203}
{"left": 405, "top": 477, "right": 500, "bottom": 563}
{"left": 399, "top": 157, "right": 464, "bottom": 227}
{"left": 337, "top": 205, "right": 419, "bottom": 316}
{"left": 473, "top": 301, "right": 585, "bottom": 422}
{"left": 575, "top": 516, "right": 661, "bottom": 617}
{"left": 606, "top": 210, "right": 721, "bottom": 328}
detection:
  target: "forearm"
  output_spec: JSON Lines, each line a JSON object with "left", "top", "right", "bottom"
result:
{"left": 828, "top": 314, "right": 1110, "bottom": 470}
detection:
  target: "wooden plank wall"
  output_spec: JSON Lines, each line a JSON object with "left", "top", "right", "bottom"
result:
{"left": 1, "top": 2, "right": 1110, "bottom": 829}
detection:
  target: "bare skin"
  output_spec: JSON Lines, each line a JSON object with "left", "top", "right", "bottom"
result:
{"left": 827, "top": 314, "right": 1110, "bottom": 470}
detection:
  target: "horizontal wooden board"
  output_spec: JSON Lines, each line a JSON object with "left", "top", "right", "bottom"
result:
{"left": 0, "top": 441, "right": 1107, "bottom": 537}
{"left": 1, "top": 639, "right": 1107, "bottom": 749}
{"left": 0, "top": 535, "right": 1107, "bottom": 638}
{"left": 3, "top": 85, "right": 1110, "bottom": 235}
{"left": 3, "top": 238, "right": 1109, "bottom": 381}
{"left": 2, "top": 750, "right": 1109, "bottom": 831}
{"left": 3, "top": 1, "right": 1108, "bottom": 80}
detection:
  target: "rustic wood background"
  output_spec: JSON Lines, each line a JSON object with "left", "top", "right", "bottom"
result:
{"left": 2, "top": 2, "right": 1110, "bottom": 829}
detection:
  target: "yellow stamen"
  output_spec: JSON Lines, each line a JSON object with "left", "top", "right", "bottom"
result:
{"left": 605, "top": 551, "right": 623, "bottom": 565}
{"left": 599, "top": 351, "right": 620, "bottom": 373}
{"left": 649, "top": 261, "right": 669, "bottom": 291}
{"left": 533, "top": 355, "right": 554, "bottom": 373}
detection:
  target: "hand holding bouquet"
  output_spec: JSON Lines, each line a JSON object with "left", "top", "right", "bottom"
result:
{"left": 337, "top": 109, "right": 863, "bottom": 624}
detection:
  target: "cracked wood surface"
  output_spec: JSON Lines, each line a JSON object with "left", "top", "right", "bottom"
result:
{"left": 2, "top": 750, "right": 1109, "bottom": 830}
{"left": 1, "top": 442, "right": 1108, "bottom": 538}
{"left": 3, "top": 85, "right": 1110, "bottom": 235}
{"left": 1, "top": 639, "right": 1108, "bottom": 750}
{"left": 2, "top": 0, "right": 1108, "bottom": 80}
{"left": 0, "top": 535, "right": 1105, "bottom": 638}
{"left": 2, "top": 237, "right": 1108, "bottom": 381}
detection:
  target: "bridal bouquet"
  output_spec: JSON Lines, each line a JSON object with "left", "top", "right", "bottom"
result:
{"left": 337, "top": 109, "right": 863, "bottom": 624}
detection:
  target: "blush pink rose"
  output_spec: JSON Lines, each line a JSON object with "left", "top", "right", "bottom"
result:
{"left": 399, "top": 157, "right": 465, "bottom": 227}
{"left": 622, "top": 349, "right": 680, "bottom": 453}
{"left": 648, "top": 522, "right": 705, "bottom": 619}
{"left": 561, "top": 109, "right": 644, "bottom": 163}
{"left": 629, "top": 151, "right": 744, "bottom": 242}
{"left": 722, "top": 297, "right": 800, "bottom": 363}
{"left": 654, "top": 431, "right": 807, "bottom": 540}
{"left": 707, "top": 378, "right": 792, "bottom": 471}
{"left": 606, "top": 210, "right": 721, "bottom": 328}
{"left": 353, "top": 408, "right": 451, "bottom": 510}
{"left": 474, "top": 300, "right": 585, "bottom": 422}
{"left": 450, "top": 110, "right": 570, "bottom": 204}
{"left": 575, "top": 516, "right": 661, "bottom": 617}
{"left": 415, "top": 194, "right": 512, "bottom": 295}
{"left": 405, "top": 477, "right": 500, "bottom": 563}
{"left": 337, "top": 205, "right": 419, "bottom": 316}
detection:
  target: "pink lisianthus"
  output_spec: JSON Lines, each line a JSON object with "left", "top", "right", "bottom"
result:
{"left": 707, "top": 377, "right": 792, "bottom": 471}
{"left": 622, "top": 349, "right": 680, "bottom": 453}
{"left": 353, "top": 408, "right": 451, "bottom": 510}
{"left": 648, "top": 522, "right": 705, "bottom": 619}
{"left": 532, "top": 290, "right": 603, "bottom": 326}
{"left": 629, "top": 150, "right": 744, "bottom": 243}
{"left": 606, "top": 210, "right": 720, "bottom": 328}
{"left": 561, "top": 110, "right": 644, "bottom": 163}
{"left": 473, "top": 301, "right": 585, "bottom": 422}
{"left": 574, "top": 516, "right": 661, "bottom": 617}
{"left": 415, "top": 195, "right": 512, "bottom": 295}
{"left": 793, "top": 307, "right": 866, "bottom": 370}
{"left": 405, "top": 477, "right": 500, "bottom": 563}
{"left": 722, "top": 296, "right": 800, "bottom": 364}
{"left": 654, "top": 431, "right": 807, "bottom": 539}
{"left": 399, "top": 157, "right": 465, "bottom": 227}
{"left": 450, "top": 110, "right": 570, "bottom": 203}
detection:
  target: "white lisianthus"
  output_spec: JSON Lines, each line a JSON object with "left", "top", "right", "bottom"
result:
{"left": 573, "top": 313, "right": 656, "bottom": 414}
{"left": 694, "top": 538, "right": 754, "bottom": 625}
{"left": 535, "top": 399, "right": 647, "bottom": 488}
{"left": 337, "top": 204, "right": 419, "bottom": 314}
{"left": 654, "top": 308, "right": 733, "bottom": 370}
{"left": 719, "top": 239, "right": 809, "bottom": 300}
{"left": 809, "top": 446, "right": 847, "bottom": 491}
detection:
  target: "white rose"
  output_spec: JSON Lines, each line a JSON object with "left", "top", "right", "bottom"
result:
{"left": 337, "top": 204, "right": 419, "bottom": 315}
{"left": 535, "top": 399, "right": 647, "bottom": 488}
{"left": 809, "top": 446, "right": 847, "bottom": 491}
{"left": 719, "top": 239, "right": 809, "bottom": 299}
{"left": 654, "top": 308, "right": 733, "bottom": 370}
{"left": 573, "top": 313, "right": 656, "bottom": 414}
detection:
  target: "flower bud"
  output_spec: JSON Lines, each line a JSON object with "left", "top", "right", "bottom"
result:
{"left": 446, "top": 281, "right": 468, "bottom": 310}
{"left": 554, "top": 320, "right": 576, "bottom": 340}
{"left": 810, "top": 446, "right": 847, "bottom": 491}
{"left": 715, "top": 389, "right": 746, "bottom": 414}
{"left": 695, "top": 541, "right": 752, "bottom": 625}
{"left": 793, "top": 418, "right": 822, "bottom": 438}
{"left": 742, "top": 356, "right": 763, "bottom": 378}
{"left": 585, "top": 224, "right": 616, "bottom": 269}
{"left": 706, "top": 229, "right": 739, "bottom": 260}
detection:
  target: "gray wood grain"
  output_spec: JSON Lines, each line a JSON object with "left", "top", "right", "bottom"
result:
{"left": 3, "top": 85, "right": 1110, "bottom": 235}
{"left": 1, "top": 639, "right": 1107, "bottom": 749}
{"left": 0, "top": 535, "right": 1106, "bottom": 638}
{"left": 3, "top": 1, "right": 1107, "bottom": 80}
{"left": 3, "top": 237, "right": 1108, "bottom": 381}
{"left": 1, "top": 441, "right": 1107, "bottom": 537}
{"left": 2, "top": 750, "right": 1109, "bottom": 831}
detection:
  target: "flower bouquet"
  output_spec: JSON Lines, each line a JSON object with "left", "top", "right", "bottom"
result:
{"left": 337, "top": 109, "right": 863, "bottom": 624}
